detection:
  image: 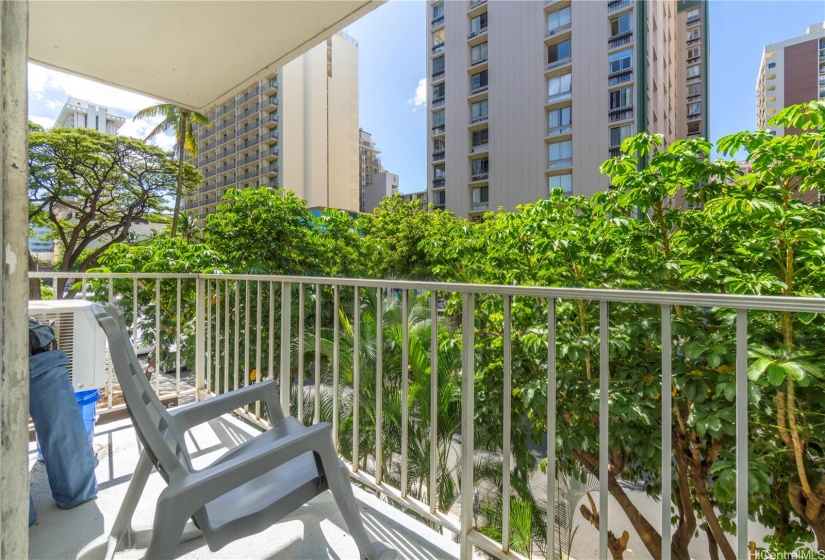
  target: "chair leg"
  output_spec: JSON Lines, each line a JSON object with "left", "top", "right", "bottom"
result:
{"left": 77, "top": 451, "right": 153, "bottom": 560}
{"left": 317, "top": 441, "right": 397, "bottom": 560}
{"left": 143, "top": 491, "right": 191, "bottom": 560}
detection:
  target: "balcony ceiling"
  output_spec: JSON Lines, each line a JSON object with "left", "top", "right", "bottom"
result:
{"left": 28, "top": 1, "right": 382, "bottom": 111}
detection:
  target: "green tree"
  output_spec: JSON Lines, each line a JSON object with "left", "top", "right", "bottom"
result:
{"left": 28, "top": 125, "right": 198, "bottom": 296}
{"left": 133, "top": 103, "right": 211, "bottom": 237}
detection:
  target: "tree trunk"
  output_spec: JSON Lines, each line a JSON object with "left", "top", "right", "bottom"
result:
{"left": 705, "top": 526, "right": 720, "bottom": 560}
{"left": 171, "top": 113, "right": 187, "bottom": 238}
{"left": 691, "top": 471, "right": 736, "bottom": 560}
{"left": 788, "top": 478, "right": 825, "bottom": 553}
{"left": 28, "top": 251, "right": 42, "bottom": 300}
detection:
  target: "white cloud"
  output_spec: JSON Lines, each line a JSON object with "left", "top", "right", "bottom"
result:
{"left": 30, "top": 115, "right": 55, "bottom": 129}
{"left": 407, "top": 77, "right": 427, "bottom": 111}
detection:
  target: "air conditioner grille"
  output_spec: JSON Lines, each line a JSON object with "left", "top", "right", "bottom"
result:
{"left": 32, "top": 312, "right": 76, "bottom": 383}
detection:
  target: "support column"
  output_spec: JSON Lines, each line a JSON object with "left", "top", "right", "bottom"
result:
{"left": 0, "top": 1, "right": 31, "bottom": 557}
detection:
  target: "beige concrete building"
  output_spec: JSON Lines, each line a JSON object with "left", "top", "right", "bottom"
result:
{"left": 427, "top": 0, "right": 709, "bottom": 217}
{"left": 757, "top": 22, "right": 825, "bottom": 136}
{"left": 359, "top": 129, "right": 384, "bottom": 211}
{"left": 363, "top": 171, "right": 399, "bottom": 212}
{"left": 185, "top": 33, "right": 360, "bottom": 221}
{"left": 402, "top": 190, "right": 429, "bottom": 209}
{"left": 54, "top": 97, "right": 126, "bottom": 134}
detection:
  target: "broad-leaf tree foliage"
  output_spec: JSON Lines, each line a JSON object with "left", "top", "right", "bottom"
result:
{"left": 27, "top": 125, "right": 200, "bottom": 295}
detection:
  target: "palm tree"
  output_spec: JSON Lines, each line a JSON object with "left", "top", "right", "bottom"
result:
{"left": 176, "top": 212, "right": 203, "bottom": 244}
{"left": 133, "top": 104, "right": 210, "bottom": 237}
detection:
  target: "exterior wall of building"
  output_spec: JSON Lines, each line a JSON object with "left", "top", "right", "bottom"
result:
{"left": 427, "top": 0, "right": 709, "bottom": 219}
{"left": 363, "top": 171, "right": 399, "bottom": 212}
{"left": 185, "top": 34, "right": 359, "bottom": 222}
{"left": 359, "top": 129, "right": 383, "bottom": 211}
{"left": 402, "top": 190, "right": 428, "bottom": 209}
{"left": 54, "top": 97, "right": 125, "bottom": 134}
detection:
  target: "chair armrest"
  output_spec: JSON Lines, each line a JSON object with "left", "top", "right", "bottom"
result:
{"left": 169, "top": 380, "right": 281, "bottom": 431}
{"left": 168, "top": 422, "right": 333, "bottom": 507}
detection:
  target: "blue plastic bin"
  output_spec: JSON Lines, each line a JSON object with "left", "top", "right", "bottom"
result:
{"left": 37, "top": 389, "right": 99, "bottom": 462}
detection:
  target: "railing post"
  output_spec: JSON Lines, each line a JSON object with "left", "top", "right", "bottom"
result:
{"left": 460, "top": 292, "right": 475, "bottom": 560}
{"left": 736, "top": 309, "right": 749, "bottom": 559}
{"left": 195, "top": 276, "right": 205, "bottom": 401}
{"left": 280, "top": 282, "right": 291, "bottom": 415}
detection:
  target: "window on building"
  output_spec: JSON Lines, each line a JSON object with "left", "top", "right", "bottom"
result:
{"left": 549, "top": 139, "right": 572, "bottom": 162}
{"left": 547, "top": 6, "right": 571, "bottom": 32}
{"left": 688, "top": 102, "right": 701, "bottom": 115}
{"left": 434, "top": 164, "right": 446, "bottom": 179}
{"left": 548, "top": 173, "right": 572, "bottom": 194}
{"left": 687, "top": 47, "right": 700, "bottom": 59}
{"left": 687, "top": 122, "right": 701, "bottom": 135}
{"left": 471, "top": 42, "right": 488, "bottom": 63}
{"left": 767, "top": 62, "right": 776, "bottom": 69}
{"left": 687, "top": 64, "right": 700, "bottom": 78}
{"left": 472, "top": 186, "right": 489, "bottom": 203}
{"left": 434, "top": 138, "right": 445, "bottom": 151}
{"left": 472, "top": 128, "right": 489, "bottom": 146}
{"left": 471, "top": 70, "right": 488, "bottom": 91}
{"left": 433, "top": 56, "right": 445, "bottom": 74}
{"left": 433, "top": 29, "right": 445, "bottom": 46}
{"left": 548, "top": 39, "right": 571, "bottom": 65}
{"left": 471, "top": 99, "right": 489, "bottom": 120}
{"left": 548, "top": 72, "right": 572, "bottom": 97}
{"left": 433, "top": 110, "right": 445, "bottom": 126}
{"left": 432, "top": 3, "right": 444, "bottom": 21}
{"left": 433, "top": 82, "right": 445, "bottom": 99}
{"left": 548, "top": 106, "right": 571, "bottom": 129}
{"left": 433, "top": 191, "right": 446, "bottom": 205}
{"left": 687, "top": 28, "right": 700, "bottom": 41}
{"left": 687, "top": 83, "right": 701, "bottom": 97}
{"left": 472, "top": 158, "right": 489, "bottom": 175}
{"left": 686, "top": 8, "right": 699, "bottom": 22}
{"left": 470, "top": 12, "right": 488, "bottom": 33}
{"left": 609, "top": 124, "right": 634, "bottom": 147}
{"left": 609, "top": 49, "right": 632, "bottom": 73}
{"left": 609, "top": 86, "right": 633, "bottom": 109}
{"left": 609, "top": 12, "right": 632, "bottom": 36}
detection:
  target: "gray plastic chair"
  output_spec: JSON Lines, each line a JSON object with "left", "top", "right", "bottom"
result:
{"left": 78, "top": 304, "right": 396, "bottom": 560}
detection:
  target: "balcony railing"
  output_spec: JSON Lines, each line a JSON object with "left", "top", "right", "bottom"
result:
{"left": 432, "top": 70, "right": 445, "bottom": 82}
{"left": 687, "top": 56, "right": 700, "bottom": 64}
{"left": 608, "top": 105, "right": 633, "bottom": 122}
{"left": 432, "top": 43, "right": 445, "bottom": 54}
{"left": 470, "top": 172, "right": 488, "bottom": 182}
{"left": 608, "top": 30, "right": 633, "bottom": 49}
{"left": 432, "top": 124, "right": 446, "bottom": 134}
{"left": 468, "top": 26, "right": 487, "bottom": 39}
{"left": 687, "top": 75, "right": 701, "bottom": 83}
{"left": 470, "top": 56, "right": 488, "bottom": 67}
{"left": 30, "top": 271, "right": 816, "bottom": 560}
{"left": 431, "top": 16, "right": 444, "bottom": 29}
{"left": 470, "top": 85, "right": 488, "bottom": 95}
{"left": 546, "top": 23, "right": 571, "bottom": 38}
{"left": 547, "top": 124, "right": 572, "bottom": 137}
{"left": 432, "top": 177, "right": 445, "bottom": 188}
{"left": 547, "top": 56, "right": 571, "bottom": 71}
{"left": 471, "top": 115, "right": 488, "bottom": 124}
{"left": 607, "top": 0, "right": 632, "bottom": 12}
{"left": 686, "top": 14, "right": 700, "bottom": 24}
{"left": 687, "top": 94, "right": 702, "bottom": 102}
{"left": 432, "top": 97, "right": 445, "bottom": 108}
{"left": 548, "top": 157, "right": 572, "bottom": 170}
{"left": 469, "top": 0, "right": 486, "bottom": 8}
{"left": 432, "top": 151, "right": 445, "bottom": 161}
{"left": 687, "top": 37, "right": 701, "bottom": 46}
{"left": 608, "top": 68, "right": 633, "bottom": 86}
{"left": 471, "top": 202, "right": 489, "bottom": 211}
{"left": 547, "top": 91, "right": 572, "bottom": 104}
{"left": 609, "top": 146, "right": 622, "bottom": 157}
{"left": 687, "top": 113, "right": 702, "bottom": 121}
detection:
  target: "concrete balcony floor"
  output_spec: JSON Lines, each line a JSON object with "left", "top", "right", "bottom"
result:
{"left": 28, "top": 413, "right": 462, "bottom": 560}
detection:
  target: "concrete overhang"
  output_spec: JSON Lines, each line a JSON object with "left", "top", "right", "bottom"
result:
{"left": 28, "top": 0, "right": 383, "bottom": 110}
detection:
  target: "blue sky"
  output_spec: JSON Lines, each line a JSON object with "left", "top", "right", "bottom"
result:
{"left": 28, "top": 1, "right": 825, "bottom": 194}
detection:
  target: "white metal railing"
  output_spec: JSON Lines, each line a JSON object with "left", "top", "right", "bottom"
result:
{"left": 27, "top": 272, "right": 824, "bottom": 560}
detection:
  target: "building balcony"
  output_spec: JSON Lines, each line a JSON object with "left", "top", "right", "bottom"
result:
{"left": 608, "top": 105, "right": 633, "bottom": 122}
{"left": 687, "top": 37, "right": 701, "bottom": 46}
{"left": 470, "top": 115, "right": 488, "bottom": 125}
{"left": 546, "top": 91, "right": 573, "bottom": 105}
{"left": 687, "top": 56, "right": 700, "bottom": 64}
{"left": 686, "top": 14, "right": 700, "bottom": 25}
{"left": 470, "top": 56, "right": 488, "bottom": 67}
{"left": 431, "top": 16, "right": 444, "bottom": 29}
{"left": 432, "top": 43, "right": 445, "bottom": 55}
{"left": 469, "top": 85, "right": 488, "bottom": 97}
{"left": 546, "top": 23, "right": 572, "bottom": 39}
{"left": 27, "top": 269, "right": 817, "bottom": 560}
{"left": 607, "top": 0, "right": 632, "bottom": 12}
{"left": 469, "top": 173, "right": 488, "bottom": 183}
{"left": 199, "top": 128, "right": 216, "bottom": 141}
{"left": 432, "top": 97, "right": 445, "bottom": 108}
{"left": 263, "top": 79, "right": 278, "bottom": 93}
{"left": 432, "top": 70, "right": 445, "bottom": 83}
{"left": 547, "top": 124, "right": 573, "bottom": 137}
{"left": 687, "top": 94, "right": 702, "bottom": 102}
{"left": 432, "top": 151, "right": 445, "bottom": 161}
{"left": 468, "top": 26, "right": 487, "bottom": 40}
{"left": 432, "top": 125, "right": 446, "bottom": 135}
{"left": 687, "top": 75, "right": 701, "bottom": 83}
{"left": 471, "top": 202, "right": 489, "bottom": 212}
{"left": 687, "top": 113, "right": 702, "bottom": 121}
{"left": 609, "top": 146, "right": 622, "bottom": 157}
{"left": 432, "top": 177, "right": 446, "bottom": 188}
{"left": 262, "top": 165, "right": 279, "bottom": 176}
{"left": 608, "top": 30, "right": 633, "bottom": 49}
{"left": 238, "top": 153, "right": 260, "bottom": 166}
{"left": 264, "top": 97, "right": 279, "bottom": 111}
{"left": 687, "top": 130, "right": 702, "bottom": 137}
{"left": 608, "top": 68, "right": 633, "bottom": 86}
{"left": 217, "top": 119, "right": 236, "bottom": 132}
{"left": 470, "top": 143, "right": 488, "bottom": 155}
{"left": 547, "top": 56, "right": 572, "bottom": 71}
{"left": 469, "top": 0, "right": 486, "bottom": 9}
{"left": 548, "top": 157, "right": 572, "bottom": 170}
{"left": 217, "top": 105, "right": 235, "bottom": 118}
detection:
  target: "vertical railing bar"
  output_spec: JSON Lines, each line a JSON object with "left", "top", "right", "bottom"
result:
{"left": 401, "top": 289, "right": 409, "bottom": 499}
{"left": 376, "top": 288, "right": 384, "bottom": 485}
{"left": 234, "top": 280, "right": 240, "bottom": 393}
{"left": 81, "top": 279, "right": 87, "bottom": 300}
{"left": 194, "top": 278, "right": 204, "bottom": 401}
{"left": 132, "top": 279, "right": 138, "bottom": 348}
{"left": 333, "top": 285, "right": 340, "bottom": 450}
{"left": 268, "top": 281, "right": 275, "bottom": 383}
{"left": 279, "top": 282, "right": 291, "bottom": 415}
{"left": 244, "top": 281, "right": 250, "bottom": 399}
{"left": 206, "top": 280, "right": 212, "bottom": 395}
{"left": 429, "top": 290, "right": 438, "bottom": 514}
{"left": 176, "top": 278, "right": 181, "bottom": 394}
{"left": 256, "top": 280, "right": 262, "bottom": 419}
{"left": 216, "top": 280, "right": 221, "bottom": 395}
{"left": 459, "top": 292, "right": 475, "bottom": 560}
{"left": 224, "top": 280, "right": 230, "bottom": 396}
{"left": 155, "top": 279, "right": 161, "bottom": 394}
{"left": 736, "top": 308, "right": 749, "bottom": 559}
{"left": 353, "top": 286, "right": 360, "bottom": 472}
{"left": 599, "top": 300, "right": 609, "bottom": 559}
{"left": 314, "top": 284, "right": 321, "bottom": 425}
{"left": 502, "top": 294, "right": 512, "bottom": 553}
{"left": 297, "top": 283, "right": 304, "bottom": 422}
{"left": 52, "top": 275, "right": 59, "bottom": 302}
{"left": 661, "top": 305, "right": 672, "bottom": 560}
{"left": 107, "top": 279, "right": 114, "bottom": 409}
{"left": 547, "top": 298, "right": 557, "bottom": 558}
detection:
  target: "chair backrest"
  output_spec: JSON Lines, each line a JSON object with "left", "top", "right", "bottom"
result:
{"left": 91, "top": 304, "right": 193, "bottom": 483}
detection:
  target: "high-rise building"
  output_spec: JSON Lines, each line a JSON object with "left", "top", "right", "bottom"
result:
{"left": 757, "top": 22, "right": 825, "bottom": 135}
{"left": 54, "top": 97, "right": 125, "bottom": 134}
{"left": 402, "top": 190, "right": 429, "bottom": 209}
{"left": 359, "top": 129, "right": 384, "bottom": 211}
{"left": 363, "top": 171, "right": 399, "bottom": 212}
{"left": 185, "top": 33, "right": 360, "bottom": 222}
{"left": 426, "top": 0, "right": 709, "bottom": 218}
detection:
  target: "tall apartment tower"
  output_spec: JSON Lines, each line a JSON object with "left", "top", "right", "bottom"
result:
{"left": 54, "top": 97, "right": 125, "bottom": 134}
{"left": 185, "top": 33, "right": 360, "bottom": 222}
{"left": 359, "top": 129, "right": 384, "bottom": 211}
{"left": 757, "top": 22, "right": 825, "bottom": 136}
{"left": 426, "top": 0, "right": 709, "bottom": 217}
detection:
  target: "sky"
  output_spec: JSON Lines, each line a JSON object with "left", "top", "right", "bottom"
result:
{"left": 27, "top": 0, "right": 825, "bottom": 195}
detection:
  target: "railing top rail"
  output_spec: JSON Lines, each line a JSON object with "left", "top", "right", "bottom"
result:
{"left": 30, "top": 272, "right": 824, "bottom": 313}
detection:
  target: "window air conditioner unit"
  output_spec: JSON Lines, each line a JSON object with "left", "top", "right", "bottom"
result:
{"left": 28, "top": 300, "right": 107, "bottom": 391}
